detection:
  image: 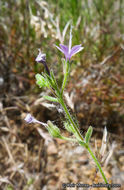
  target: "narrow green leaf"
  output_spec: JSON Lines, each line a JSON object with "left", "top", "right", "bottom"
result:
{"left": 85, "top": 126, "right": 93, "bottom": 144}
{"left": 43, "top": 96, "right": 58, "bottom": 102}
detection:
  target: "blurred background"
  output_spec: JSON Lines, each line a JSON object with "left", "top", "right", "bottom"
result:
{"left": 0, "top": 0, "right": 124, "bottom": 189}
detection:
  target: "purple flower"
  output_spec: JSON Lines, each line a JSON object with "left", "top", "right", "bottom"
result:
{"left": 55, "top": 27, "right": 84, "bottom": 61}
{"left": 35, "top": 49, "right": 46, "bottom": 63}
{"left": 35, "top": 49, "right": 50, "bottom": 75}
{"left": 25, "top": 114, "right": 35, "bottom": 123}
{"left": 25, "top": 113, "right": 47, "bottom": 127}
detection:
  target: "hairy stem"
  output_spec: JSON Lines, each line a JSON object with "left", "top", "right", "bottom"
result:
{"left": 61, "top": 60, "right": 69, "bottom": 94}
{"left": 59, "top": 97, "right": 110, "bottom": 190}
{"left": 86, "top": 145, "right": 110, "bottom": 190}
{"left": 59, "top": 98, "right": 84, "bottom": 141}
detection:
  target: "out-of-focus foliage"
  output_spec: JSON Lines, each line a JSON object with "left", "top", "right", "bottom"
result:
{"left": 0, "top": 0, "right": 124, "bottom": 130}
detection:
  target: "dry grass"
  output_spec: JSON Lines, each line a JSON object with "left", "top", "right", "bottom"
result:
{"left": 0, "top": 95, "right": 124, "bottom": 190}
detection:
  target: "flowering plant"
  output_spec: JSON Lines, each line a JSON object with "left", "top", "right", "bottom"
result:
{"left": 25, "top": 27, "right": 110, "bottom": 189}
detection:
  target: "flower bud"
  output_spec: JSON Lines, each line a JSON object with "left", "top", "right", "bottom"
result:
{"left": 35, "top": 49, "right": 46, "bottom": 63}
{"left": 35, "top": 74, "right": 49, "bottom": 88}
{"left": 47, "top": 121, "right": 62, "bottom": 138}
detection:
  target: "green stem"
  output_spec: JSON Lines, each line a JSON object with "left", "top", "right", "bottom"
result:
{"left": 86, "top": 145, "right": 110, "bottom": 190}
{"left": 61, "top": 60, "right": 69, "bottom": 94}
{"left": 59, "top": 99, "right": 110, "bottom": 190}
{"left": 59, "top": 99, "right": 84, "bottom": 142}
{"left": 48, "top": 69, "right": 109, "bottom": 189}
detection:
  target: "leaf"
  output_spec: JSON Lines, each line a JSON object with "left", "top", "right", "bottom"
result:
{"left": 43, "top": 96, "right": 58, "bottom": 102}
{"left": 85, "top": 126, "right": 93, "bottom": 144}
{"left": 35, "top": 74, "right": 49, "bottom": 88}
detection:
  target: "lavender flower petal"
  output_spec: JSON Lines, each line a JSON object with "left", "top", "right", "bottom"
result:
{"left": 59, "top": 44, "right": 69, "bottom": 53}
{"left": 70, "top": 45, "right": 82, "bottom": 53}
{"left": 59, "top": 44, "right": 69, "bottom": 60}
{"left": 70, "top": 45, "right": 84, "bottom": 57}
{"left": 54, "top": 45, "right": 65, "bottom": 54}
